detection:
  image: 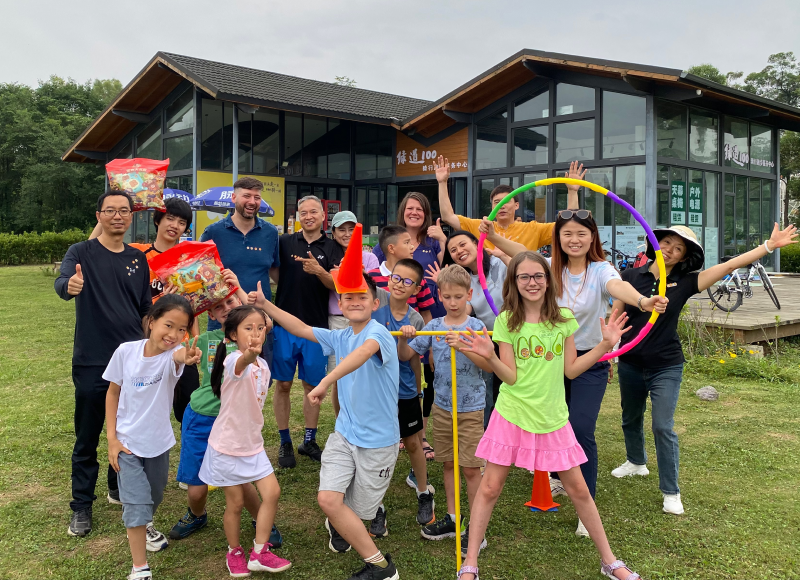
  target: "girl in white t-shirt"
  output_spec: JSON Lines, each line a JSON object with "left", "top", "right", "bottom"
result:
{"left": 104, "top": 294, "right": 201, "bottom": 580}
{"left": 198, "top": 305, "right": 291, "bottom": 576}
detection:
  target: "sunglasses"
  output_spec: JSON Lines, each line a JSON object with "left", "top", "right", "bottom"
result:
{"left": 390, "top": 274, "right": 417, "bottom": 287}
{"left": 557, "top": 209, "right": 592, "bottom": 220}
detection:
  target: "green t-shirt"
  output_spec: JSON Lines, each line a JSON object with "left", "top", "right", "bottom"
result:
{"left": 492, "top": 308, "right": 579, "bottom": 434}
{"left": 188, "top": 329, "right": 225, "bottom": 417}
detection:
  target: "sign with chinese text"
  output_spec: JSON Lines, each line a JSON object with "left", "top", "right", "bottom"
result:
{"left": 670, "top": 181, "right": 686, "bottom": 225}
{"left": 688, "top": 183, "right": 702, "bottom": 227}
{"left": 395, "top": 128, "right": 469, "bottom": 178}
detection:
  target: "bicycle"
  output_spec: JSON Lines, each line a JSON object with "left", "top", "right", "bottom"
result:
{"left": 610, "top": 247, "right": 647, "bottom": 271}
{"left": 706, "top": 256, "right": 780, "bottom": 312}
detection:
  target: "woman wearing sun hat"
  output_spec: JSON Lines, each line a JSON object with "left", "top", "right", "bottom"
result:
{"left": 610, "top": 222, "right": 798, "bottom": 516}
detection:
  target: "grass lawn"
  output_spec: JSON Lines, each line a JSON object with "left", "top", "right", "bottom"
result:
{"left": 1, "top": 265, "right": 799, "bottom": 579}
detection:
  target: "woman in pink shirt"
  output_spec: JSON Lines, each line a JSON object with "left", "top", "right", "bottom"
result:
{"left": 199, "top": 306, "right": 292, "bottom": 576}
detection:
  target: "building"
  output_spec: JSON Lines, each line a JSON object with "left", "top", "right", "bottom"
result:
{"left": 63, "top": 50, "right": 800, "bottom": 269}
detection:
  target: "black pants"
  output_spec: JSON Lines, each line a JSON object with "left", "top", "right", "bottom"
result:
{"left": 71, "top": 365, "right": 118, "bottom": 512}
{"left": 172, "top": 364, "right": 200, "bottom": 424}
{"left": 423, "top": 364, "right": 435, "bottom": 418}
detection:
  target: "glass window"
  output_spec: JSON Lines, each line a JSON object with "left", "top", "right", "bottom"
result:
{"left": 478, "top": 178, "right": 495, "bottom": 219}
{"left": 118, "top": 141, "right": 133, "bottom": 159}
{"left": 476, "top": 108, "right": 508, "bottom": 170}
{"left": 252, "top": 109, "right": 279, "bottom": 175}
{"left": 386, "top": 184, "right": 398, "bottom": 223}
{"left": 200, "top": 99, "right": 222, "bottom": 170}
{"left": 689, "top": 109, "right": 718, "bottom": 164}
{"left": 614, "top": 165, "right": 646, "bottom": 258}
{"left": 136, "top": 118, "right": 161, "bottom": 159}
{"left": 656, "top": 165, "right": 670, "bottom": 227}
{"left": 303, "top": 115, "right": 328, "bottom": 178}
{"left": 582, "top": 167, "right": 613, "bottom": 233}
{"left": 354, "top": 124, "right": 393, "bottom": 180}
{"left": 328, "top": 119, "right": 351, "bottom": 180}
{"left": 749, "top": 178, "right": 761, "bottom": 249}
{"left": 165, "top": 175, "right": 193, "bottom": 195}
{"left": 453, "top": 179, "right": 467, "bottom": 216}
{"left": 704, "top": 172, "right": 719, "bottom": 267}
{"left": 556, "top": 83, "right": 594, "bottom": 116}
{"left": 602, "top": 92, "right": 645, "bottom": 159}
{"left": 750, "top": 123, "right": 773, "bottom": 173}
{"left": 238, "top": 111, "right": 252, "bottom": 173}
{"left": 723, "top": 117, "right": 749, "bottom": 169}
{"left": 166, "top": 88, "right": 193, "bottom": 132}
{"left": 284, "top": 112, "right": 302, "bottom": 177}
{"left": 286, "top": 184, "right": 298, "bottom": 231}
{"left": 555, "top": 119, "right": 594, "bottom": 162}
{"left": 514, "top": 89, "right": 549, "bottom": 122}
{"left": 522, "top": 173, "right": 547, "bottom": 223}
{"left": 222, "top": 103, "right": 234, "bottom": 171}
{"left": 761, "top": 180, "right": 774, "bottom": 268}
{"left": 513, "top": 126, "right": 548, "bottom": 166}
{"left": 735, "top": 176, "right": 747, "bottom": 254}
{"left": 723, "top": 196, "right": 734, "bottom": 255}
{"left": 355, "top": 187, "right": 367, "bottom": 224}
{"left": 656, "top": 100, "right": 687, "bottom": 159}
{"left": 164, "top": 135, "right": 193, "bottom": 171}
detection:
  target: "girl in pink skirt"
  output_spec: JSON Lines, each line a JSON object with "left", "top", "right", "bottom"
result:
{"left": 454, "top": 251, "right": 642, "bottom": 580}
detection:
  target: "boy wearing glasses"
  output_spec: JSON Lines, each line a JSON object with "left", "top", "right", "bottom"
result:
{"left": 56, "top": 191, "right": 152, "bottom": 538}
{"left": 371, "top": 258, "right": 434, "bottom": 533}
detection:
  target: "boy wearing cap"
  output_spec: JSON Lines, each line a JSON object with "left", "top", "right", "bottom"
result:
{"left": 250, "top": 224, "right": 402, "bottom": 580}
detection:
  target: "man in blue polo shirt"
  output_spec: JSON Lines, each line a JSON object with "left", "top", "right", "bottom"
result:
{"left": 200, "top": 177, "right": 280, "bottom": 366}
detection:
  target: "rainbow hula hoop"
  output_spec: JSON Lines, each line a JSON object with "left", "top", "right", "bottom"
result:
{"left": 477, "top": 177, "right": 666, "bottom": 362}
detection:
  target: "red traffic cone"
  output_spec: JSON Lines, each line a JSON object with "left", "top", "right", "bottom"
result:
{"left": 524, "top": 470, "right": 559, "bottom": 512}
{"left": 331, "top": 223, "right": 368, "bottom": 294}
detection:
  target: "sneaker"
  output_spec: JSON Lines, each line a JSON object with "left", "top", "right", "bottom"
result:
{"left": 416, "top": 489, "right": 435, "bottom": 525}
{"left": 460, "top": 525, "right": 487, "bottom": 557}
{"left": 325, "top": 518, "right": 351, "bottom": 553}
{"left": 169, "top": 509, "right": 208, "bottom": 539}
{"left": 178, "top": 481, "right": 188, "bottom": 490}
{"left": 278, "top": 441, "right": 296, "bottom": 468}
{"left": 250, "top": 520, "right": 283, "bottom": 549}
{"left": 575, "top": 519, "right": 589, "bottom": 537}
{"left": 421, "top": 514, "right": 465, "bottom": 540}
{"left": 145, "top": 522, "right": 169, "bottom": 552}
{"left": 549, "top": 477, "right": 566, "bottom": 497}
{"left": 107, "top": 488, "right": 122, "bottom": 505}
{"left": 247, "top": 544, "right": 292, "bottom": 573}
{"left": 369, "top": 505, "right": 388, "bottom": 538}
{"left": 67, "top": 507, "right": 92, "bottom": 537}
{"left": 347, "top": 553, "right": 400, "bottom": 580}
{"left": 298, "top": 438, "right": 322, "bottom": 461}
{"left": 663, "top": 493, "right": 685, "bottom": 515}
{"left": 127, "top": 568, "right": 152, "bottom": 580}
{"left": 226, "top": 546, "right": 251, "bottom": 578}
{"left": 406, "top": 468, "right": 417, "bottom": 490}
{"left": 611, "top": 460, "right": 649, "bottom": 478}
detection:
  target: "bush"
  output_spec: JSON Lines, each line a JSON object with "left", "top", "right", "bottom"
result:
{"left": 0, "top": 229, "right": 88, "bottom": 266}
{"left": 779, "top": 242, "right": 800, "bottom": 273}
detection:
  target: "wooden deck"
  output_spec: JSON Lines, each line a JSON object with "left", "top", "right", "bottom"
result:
{"left": 686, "top": 274, "right": 800, "bottom": 344}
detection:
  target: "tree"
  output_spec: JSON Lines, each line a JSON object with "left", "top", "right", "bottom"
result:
{"left": 781, "top": 131, "right": 800, "bottom": 227}
{"left": 333, "top": 76, "right": 357, "bottom": 87}
{"left": 687, "top": 64, "right": 728, "bottom": 85}
{"left": 743, "top": 52, "right": 800, "bottom": 107}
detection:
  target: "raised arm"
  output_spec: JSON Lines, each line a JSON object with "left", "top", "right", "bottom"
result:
{"left": 88, "top": 222, "right": 103, "bottom": 240}
{"left": 479, "top": 219, "right": 528, "bottom": 257}
{"left": 564, "top": 161, "right": 586, "bottom": 210}
{"left": 697, "top": 224, "right": 798, "bottom": 292}
{"left": 434, "top": 155, "right": 460, "bottom": 230}
{"left": 251, "top": 281, "right": 316, "bottom": 342}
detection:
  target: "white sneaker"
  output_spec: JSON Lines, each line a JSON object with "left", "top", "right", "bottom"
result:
{"left": 145, "top": 522, "right": 169, "bottom": 552}
{"left": 611, "top": 460, "right": 649, "bottom": 478}
{"left": 178, "top": 481, "right": 188, "bottom": 490}
{"left": 663, "top": 493, "right": 684, "bottom": 515}
{"left": 575, "top": 519, "right": 589, "bottom": 537}
{"left": 549, "top": 477, "right": 567, "bottom": 497}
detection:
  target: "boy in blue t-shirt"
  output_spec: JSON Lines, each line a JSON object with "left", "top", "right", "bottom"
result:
{"left": 372, "top": 259, "right": 434, "bottom": 530}
{"left": 397, "top": 264, "right": 491, "bottom": 557}
{"left": 252, "top": 273, "right": 401, "bottom": 580}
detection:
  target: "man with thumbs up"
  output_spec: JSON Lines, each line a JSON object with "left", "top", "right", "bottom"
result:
{"left": 55, "top": 191, "right": 152, "bottom": 538}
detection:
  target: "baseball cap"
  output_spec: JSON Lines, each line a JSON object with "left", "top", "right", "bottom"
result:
{"left": 331, "top": 211, "right": 358, "bottom": 229}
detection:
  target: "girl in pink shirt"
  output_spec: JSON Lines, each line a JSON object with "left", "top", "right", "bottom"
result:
{"left": 198, "top": 305, "right": 291, "bottom": 576}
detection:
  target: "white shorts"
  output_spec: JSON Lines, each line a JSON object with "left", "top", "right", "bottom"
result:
{"left": 199, "top": 446, "right": 274, "bottom": 487}
{"left": 327, "top": 315, "right": 350, "bottom": 371}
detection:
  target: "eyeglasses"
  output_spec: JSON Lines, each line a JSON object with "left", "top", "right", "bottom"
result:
{"left": 100, "top": 209, "right": 132, "bottom": 217}
{"left": 390, "top": 274, "right": 417, "bottom": 287}
{"left": 516, "top": 273, "right": 547, "bottom": 284}
{"left": 557, "top": 209, "right": 592, "bottom": 220}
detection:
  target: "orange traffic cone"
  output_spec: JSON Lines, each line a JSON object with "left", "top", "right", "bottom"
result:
{"left": 524, "top": 470, "right": 559, "bottom": 512}
{"left": 331, "top": 223, "right": 368, "bottom": 294}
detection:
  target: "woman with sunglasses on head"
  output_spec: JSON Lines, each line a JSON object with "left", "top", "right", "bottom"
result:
{"left": 483, "top": 199, "right": 668, "bottom": 537}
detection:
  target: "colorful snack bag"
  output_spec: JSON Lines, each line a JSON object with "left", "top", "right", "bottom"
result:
{"left": 106, "top": 158, "right": 170, "bottom": 212}
{"left": 149, "top": 241, "right": 238, "bottom": 315}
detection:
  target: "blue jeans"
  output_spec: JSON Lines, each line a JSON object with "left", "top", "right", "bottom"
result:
{"left": 617, "top": 360, "right": 683, "bottom": 495}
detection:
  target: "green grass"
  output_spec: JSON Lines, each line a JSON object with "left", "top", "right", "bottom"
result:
{"left": 1, "top": 265, "right": 799, "bottom": 579}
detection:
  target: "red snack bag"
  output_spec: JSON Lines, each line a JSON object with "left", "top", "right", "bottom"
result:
{"left": 106, "top": 158, "right": 170, "bottom": 212}
{"left": 149, "top": 241, "right": 238, "bottom": 315}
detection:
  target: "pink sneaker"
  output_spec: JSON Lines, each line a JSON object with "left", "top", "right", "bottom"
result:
{"left": 248, "top": 544, "right": 292, "bottom": 573}
{"left": 226, "top": 546, "right": 252, "bottom": 578}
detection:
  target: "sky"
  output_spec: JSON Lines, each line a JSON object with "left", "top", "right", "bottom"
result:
{"left": 3, "top": 0, "right": 799, "bottom": 101}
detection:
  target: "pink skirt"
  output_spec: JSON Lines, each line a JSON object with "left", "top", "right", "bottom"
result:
{"left": 475, "top": 409, "right": 587, "bottom": 472}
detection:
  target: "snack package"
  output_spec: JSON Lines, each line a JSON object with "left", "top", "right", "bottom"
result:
{"left": 149, "top": 241, "right": 238, "bottom": 315}
{"left": 106, "top": 158, "right": 170, "bottom": 212}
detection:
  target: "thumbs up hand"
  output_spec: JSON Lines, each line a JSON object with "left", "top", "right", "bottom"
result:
{"left": 428, "top": 217, "right": 446, "bottom": 244}
{"left": 68, "top": 264, "right": 84, "bottom": 296}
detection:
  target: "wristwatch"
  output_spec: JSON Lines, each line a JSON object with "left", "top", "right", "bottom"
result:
{"left": 637, "top": 296, "right": 646, "bottom": 312}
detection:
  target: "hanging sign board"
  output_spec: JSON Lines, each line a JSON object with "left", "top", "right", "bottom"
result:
{"left": 670, "top": 181, "right": 686, "bottom": 225}
{"left": 395, "top": 128, "right": 469, "bottom": 178}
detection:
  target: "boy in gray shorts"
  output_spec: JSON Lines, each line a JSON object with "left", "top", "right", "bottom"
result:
{"left": 252, "top": 237, "right": 401, "bottom": 580}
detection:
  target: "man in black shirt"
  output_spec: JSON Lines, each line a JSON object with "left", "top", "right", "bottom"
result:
{"left": 272, "top": 195, "right": 344, "bottom": 467}
{"left": 55, "top": 191, "right": 151, "bottom": 537}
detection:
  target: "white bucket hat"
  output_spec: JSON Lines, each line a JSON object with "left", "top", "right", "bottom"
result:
{"left": 645, "top": 225, "right": 705, "bottom": 272}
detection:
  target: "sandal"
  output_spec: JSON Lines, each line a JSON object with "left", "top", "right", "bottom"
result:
{"left": 399, "top": 440, "right": 405, "bottom": 451}
{"left": 422, "top": 438, "right": 435, "bottom": 461}
{"left": 601, "top": 560, "right": 641, "bottom": 580}
{"left": 457, "top": 565, "right": 479, "bottom": 579}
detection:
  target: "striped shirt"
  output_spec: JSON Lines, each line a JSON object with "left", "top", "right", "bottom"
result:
{"left": 367, "top": 262, "right": 435, "bottom": 312}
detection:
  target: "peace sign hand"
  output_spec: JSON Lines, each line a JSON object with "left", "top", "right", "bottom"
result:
{"left": 184, "top": 336, "right": 201, "bottom": 365}
{"left": 68, "top": 264, "right": 84, "bottom": 296}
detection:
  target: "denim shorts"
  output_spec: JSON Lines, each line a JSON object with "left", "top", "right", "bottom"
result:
{"left": 177, "top": 404, "right": 216, "bottom": 486}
